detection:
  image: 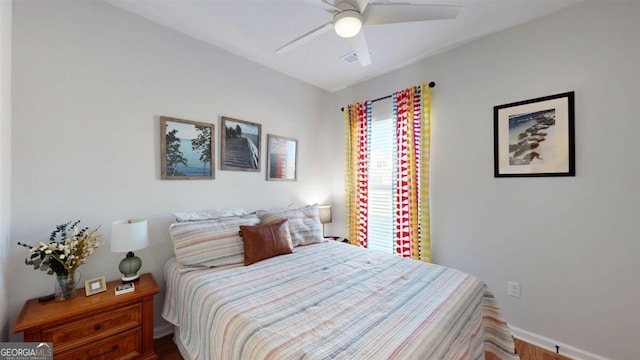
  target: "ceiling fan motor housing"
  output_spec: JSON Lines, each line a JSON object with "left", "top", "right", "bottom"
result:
{"left": 334, "top": 2, "right": 362, "bottom": 38}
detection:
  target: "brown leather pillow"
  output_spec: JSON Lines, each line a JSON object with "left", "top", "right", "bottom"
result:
{"left": 240, "top": 220, "right": 293, "bottom": 266}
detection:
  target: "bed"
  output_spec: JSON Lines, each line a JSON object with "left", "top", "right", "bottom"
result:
{"left": 162, "top": 207, "right": 519, "bottom": 360}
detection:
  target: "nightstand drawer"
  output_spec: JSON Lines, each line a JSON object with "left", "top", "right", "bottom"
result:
{"left": 56, "top": 327, "right": 142, "bottom": 360}
{"left": 43, "top": 303, "right": 141, "bottom": 353}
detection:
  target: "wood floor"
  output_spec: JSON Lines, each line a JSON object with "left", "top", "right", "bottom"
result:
{"left": 154, "top": 335, "right": 573, "bottom": 360}
{"left": 155, "top": 334, "right": 183, "bottom": 360}
{"left": 513, "top": 338, "right": 572, "bottom": 360}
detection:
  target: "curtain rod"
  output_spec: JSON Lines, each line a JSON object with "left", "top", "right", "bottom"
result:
{"left": 340, "top": 81, "right": 435, "bottom": 112}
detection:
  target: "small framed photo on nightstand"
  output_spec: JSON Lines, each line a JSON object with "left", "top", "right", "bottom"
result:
{"left": 85, "top": 276, "right": 107, "bottom": 296}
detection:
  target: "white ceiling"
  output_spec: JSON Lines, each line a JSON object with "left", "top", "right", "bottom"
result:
{"left": 105, "top": 0, "right": 582, "bottom": 92}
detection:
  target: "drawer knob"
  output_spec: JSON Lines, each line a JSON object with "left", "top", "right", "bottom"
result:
{"left": 86, "top": 345, "right": 119, "bottom": 360}
{"left": 94, "top": 324, "right": 101, "bottom": 331}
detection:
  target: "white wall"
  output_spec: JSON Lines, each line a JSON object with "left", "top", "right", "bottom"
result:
{"left": 0, "top": 0, "right": 12, "bottom": 342}
{"left": 9, "top": 1, "right": 640, "bottom": 357}
{"left": 332, "top": 1, "right": 639, "bottom": 359}
{"left": 9, "top": 0, "right": 333, "bottom": 338}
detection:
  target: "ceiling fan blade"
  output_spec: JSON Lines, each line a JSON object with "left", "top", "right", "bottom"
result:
{"left": 275, "top": 22, "right": 334, "bottom": 54}
{"left": 305, "top": 0, "right": 341, "bottom": 13}
{"left": 347, "top": 31, "right": 371, "bottom": 67}
{"left": 352, "top": 0, "right": 369, "bottom": 13}
{"left": 363, "top": 4, "right": 461, "bottom": 26}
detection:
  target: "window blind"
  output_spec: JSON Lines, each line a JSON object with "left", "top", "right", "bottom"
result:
{"left": 367, "top": 99, "right": 393, "bottom": 254}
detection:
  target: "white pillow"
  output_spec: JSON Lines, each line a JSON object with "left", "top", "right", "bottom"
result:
{"left": 173, "top": 208, "right": 247, "bottom": 222}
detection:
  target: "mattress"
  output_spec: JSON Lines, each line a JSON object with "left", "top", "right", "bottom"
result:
{"left": 162, "top": 240, "right": 518, "bottom": 359}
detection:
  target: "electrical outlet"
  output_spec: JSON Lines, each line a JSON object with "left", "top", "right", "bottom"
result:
{"left": 508, "top": 281, "right": 521, "bottom": 298}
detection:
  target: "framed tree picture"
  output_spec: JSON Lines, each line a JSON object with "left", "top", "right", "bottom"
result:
{"left": 161, "top": 116, "right": 214, "bottom": 180}
{"left": 266, "top": 134, "right": 298, "bottom": 181}
{"left": 494, "top": 91, "right": 575, "bottom": 177}
{"left": 221, "top": 116, "right": 261, "bottom": 172}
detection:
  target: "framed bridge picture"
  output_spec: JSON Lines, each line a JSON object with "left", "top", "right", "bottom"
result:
{"left": 494, "top": 91, "right": 575, "bottom": 177}
{"left": 161, "top": 116, "right": 214, "bottom": 180}
{"left": 221, "top": 116, "right": 261, "bottom": 172}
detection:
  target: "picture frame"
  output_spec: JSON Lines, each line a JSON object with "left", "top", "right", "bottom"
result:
{"left": 85, "top": 276, "right": 107, "bottom": 296}
{"left": 161, "top": 116, "right": 215, "bottom": 180}
{"left": 494, "top": 91, "right": 575, "bottom": 177}
{"left": 220, "top": 116, "right": 261, "bottom": 172}
{"left": 266, "top": 134, "right": 298, "bottom": 181}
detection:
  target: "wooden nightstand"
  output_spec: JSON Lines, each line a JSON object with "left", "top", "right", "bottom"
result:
{"left": 14, "top": 273, "right": 159, "bottom": 360}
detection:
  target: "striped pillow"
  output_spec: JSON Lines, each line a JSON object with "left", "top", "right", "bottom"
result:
{"left": 169, "top": 214, "right": 260, "bottom": 269}
{"left": 259, "top": 205, "right": 324, "bottom": 247}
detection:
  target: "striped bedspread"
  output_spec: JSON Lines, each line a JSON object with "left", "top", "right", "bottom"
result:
{"left": 162, "top": 241, "right": 519, "bottom": 360}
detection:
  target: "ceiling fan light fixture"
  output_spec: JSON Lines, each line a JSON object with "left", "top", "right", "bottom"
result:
{"left": 334, "top": 10, "right": 362, "bottom": 38}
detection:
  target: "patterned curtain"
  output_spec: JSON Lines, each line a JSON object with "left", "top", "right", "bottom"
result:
{"left": 344, "top": 101, "right": 371, "bottom": 248}
{"left": 392, "top": 85, "right": 431, "bottom": 262}
{"left": 344, "top": 84, "right": 431, "bottom": 262}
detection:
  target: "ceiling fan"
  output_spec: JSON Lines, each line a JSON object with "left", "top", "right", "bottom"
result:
{"left": 275, "top": 0, "right": 462, "bottom": 67}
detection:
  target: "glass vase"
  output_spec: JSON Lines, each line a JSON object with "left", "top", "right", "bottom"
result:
{"left": 54, "top": 272, "right": 79, "bottom": 301}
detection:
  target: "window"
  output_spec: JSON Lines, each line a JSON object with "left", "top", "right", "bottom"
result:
{"left": 344, "top": 85, "right": 431, "bottom": 262}
{"left": 367, "top": 100, "right": 393, "bottom": 254}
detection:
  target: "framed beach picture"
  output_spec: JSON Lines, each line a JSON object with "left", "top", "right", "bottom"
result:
{"left": 221, "top": 117, "right": 261, "bottom": 172}
{"left": 266, "top": 134, "right": 298, "bottom": 181}
{"left": 494, "top": 92, "right": 575, "bottom": 177}
{"left": 161, "top": 116, "right": 214, "bottom": 180}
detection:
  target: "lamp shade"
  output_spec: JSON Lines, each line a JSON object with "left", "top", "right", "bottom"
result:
{"left": 318, "top": 206, "right": 332, "bottom": 224}
{"left": 111, "top": 219, "right": 149, "bottom": 253}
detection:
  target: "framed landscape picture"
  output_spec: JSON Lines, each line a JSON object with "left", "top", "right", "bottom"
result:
{"left": 266, "top": 134, "right": 298, "bottom": 181}
{"left": 161, "top": 116, "right": 214, "bottom": 180}
{"left": 221, "top": 116, "right": 261, "bottom": 172}
{"left": 494, "top": 91, "right": 575, "bottom": 177}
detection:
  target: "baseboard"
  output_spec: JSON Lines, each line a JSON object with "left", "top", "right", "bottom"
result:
{"left": 510, "top": 326, "right": 610, "bottom": 360}
{"left": 153, "top": 323, "right": 174, "bottom": 339}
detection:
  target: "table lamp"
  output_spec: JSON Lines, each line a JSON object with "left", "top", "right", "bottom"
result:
{"left": 111, "top": 219, "right": 149, "bottom": 283}
{"left": 318, "top": 205, "right": 332, "bottom": 237}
